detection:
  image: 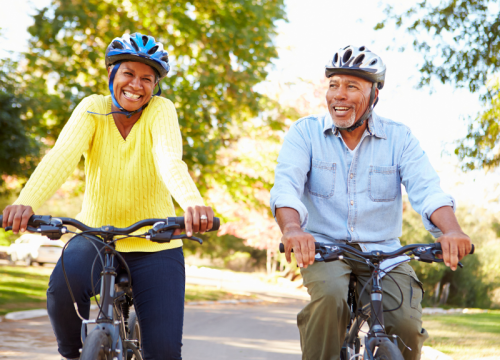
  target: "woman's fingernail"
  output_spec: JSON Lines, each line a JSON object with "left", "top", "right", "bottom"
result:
{"left": 299, "top": 263, "right": 303, "bottom": 268}
{"left": 21, "top": 228, "right": 25, "bottom": 233}
{"left": 187, "top": 232, "right": 192, "bottom": 237}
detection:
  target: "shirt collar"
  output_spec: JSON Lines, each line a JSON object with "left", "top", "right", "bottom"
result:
{"left": 323, "top": 111, "right": 387, "bottom": 139}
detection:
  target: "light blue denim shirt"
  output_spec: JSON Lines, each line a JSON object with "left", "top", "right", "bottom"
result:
{"left": 270, "top": 111, "right": 455, "bottom": 262}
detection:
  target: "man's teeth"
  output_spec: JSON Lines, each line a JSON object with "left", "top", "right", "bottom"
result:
{"left": 335, "top": 107, "right": 350, "bottom": 111}
{"left": 124, "top": 91, "right": 141, "bottom": 99}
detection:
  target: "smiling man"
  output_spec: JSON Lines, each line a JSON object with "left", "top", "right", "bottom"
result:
{"left": 270, "top": 46, "right": 471, "bottom": 360}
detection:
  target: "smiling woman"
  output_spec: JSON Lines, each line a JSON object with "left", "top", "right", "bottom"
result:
{"left": 1, "top": 32, "right": 215, "bottom": 360}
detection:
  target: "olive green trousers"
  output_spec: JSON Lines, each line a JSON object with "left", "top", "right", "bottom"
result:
{"left": 298, "top": 252, "right": 429, "bottom": 360}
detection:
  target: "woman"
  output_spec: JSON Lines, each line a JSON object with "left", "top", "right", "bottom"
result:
{"left": 2, "top": 33, "right": 213, "bottom": 360}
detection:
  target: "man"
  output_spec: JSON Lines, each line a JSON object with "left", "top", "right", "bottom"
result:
{"left": 270, "top": 45, "right": 471, "bottom": 360}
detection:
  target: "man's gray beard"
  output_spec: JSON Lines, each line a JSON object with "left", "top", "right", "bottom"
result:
{"left": 332, "top": 108, "right": 357, "bottom": 130}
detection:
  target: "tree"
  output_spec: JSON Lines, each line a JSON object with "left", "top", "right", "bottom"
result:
{"left": 376, "top": 0, "right": 500, "bottom": 170}
{"left": 0, "top": 58, "right": 45, "bottom": 192}
{"left": 21, "top": 0, "right": 287, "bottom": 196}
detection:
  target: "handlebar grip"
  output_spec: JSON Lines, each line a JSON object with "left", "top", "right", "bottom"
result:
{"left": 279, "top": 242, "right": 322, "bottom": 254}
{"left": 434, "top": 242, "right": 475, "bottom": 254}
{"left": 173, "top": 217, "right": 220, "bottom": 232}
{"left": 0, "top": 215, "right": 3, "bottom": 228}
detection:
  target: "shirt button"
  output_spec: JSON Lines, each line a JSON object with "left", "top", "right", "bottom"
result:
{"left": 350, "top": 174, "right": 353, "bottom": 179}
{"left": 351, "top": 227, "right": 354, "bottom": 231}
{"left": 350, "top": 200, "right": 354, "bottom": 205}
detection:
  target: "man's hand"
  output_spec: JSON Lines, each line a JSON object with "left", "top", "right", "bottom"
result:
{"left": 437, "top": 230, "right": 471, "bottom": 271}
{"left": 2, "top": 205, "right": 34, "bottom": 234}
{"left": 173, "top": 205, "right": 214, "bottom": 237}
{"left": 282, "top": 225, "right": 316, "bottom": 268}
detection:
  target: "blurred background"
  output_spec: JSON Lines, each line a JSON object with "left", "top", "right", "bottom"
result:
{"left": 1, "top": 0, "right": 500, "bottom": 314}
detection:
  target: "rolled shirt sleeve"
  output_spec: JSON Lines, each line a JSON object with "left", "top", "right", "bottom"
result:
{"left": 270, "top": 122, "right": 312, "bottom": 228}
{"left": 399, "top": 130, "right": 456, "bottom": 238}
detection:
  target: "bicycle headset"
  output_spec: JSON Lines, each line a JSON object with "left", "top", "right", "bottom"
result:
{"left": 88, "top": 32, "right": 170, "bottom": 118}
{"left": 325, "top": 45, "right": 386, "bottom": 132}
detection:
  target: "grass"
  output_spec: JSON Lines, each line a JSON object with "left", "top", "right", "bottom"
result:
{"left": 0, "top": 265, "right": 51, "bottom": 315}
{"left": 423, "top": 311, "right": 500, "bottom": 359}
{"left": 0, "top": 265, "right": 254, "bottom": 316}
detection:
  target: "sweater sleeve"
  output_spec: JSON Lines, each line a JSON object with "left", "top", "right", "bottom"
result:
{"left": 13, "top": 96, "right": 96, "bottom": 211}
{"left": 151, "top": 99, "right": 205, "bottom": 210}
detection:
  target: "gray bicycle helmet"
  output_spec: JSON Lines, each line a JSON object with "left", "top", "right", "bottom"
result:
{"left": 325, "top": 46, "right": 386, "bottom": 132}
{"left": 325, "top": 45, "right": 386, "bottom": 89}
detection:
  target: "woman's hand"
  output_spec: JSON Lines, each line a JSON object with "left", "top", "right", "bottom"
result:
{"left": 2, "top": 205, "right": 34, "bottom": 234}
{"left": 173, "top": 205, "right": 215, "bottom": 237}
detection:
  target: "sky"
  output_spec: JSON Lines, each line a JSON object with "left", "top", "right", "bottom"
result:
{"left": 0, "top": 0, "right": 498, "bottom": 211}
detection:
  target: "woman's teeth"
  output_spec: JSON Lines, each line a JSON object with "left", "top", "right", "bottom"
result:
{"left": 123, "top": 91, "right": 141, "bottom": 99}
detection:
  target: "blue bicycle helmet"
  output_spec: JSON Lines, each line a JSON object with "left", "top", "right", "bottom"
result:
{"left": 105, "top": 33, "right": 170, "bottom": 79}
{"left": 87, "top": 33, "right": 170, "bottom": 118}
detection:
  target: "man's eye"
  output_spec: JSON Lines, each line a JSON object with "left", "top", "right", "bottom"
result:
{"left": 143, "top": 78, "right": 151, "bottom": 82}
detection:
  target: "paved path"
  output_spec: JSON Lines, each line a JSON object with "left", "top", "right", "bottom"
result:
{"left": 0, "top": 299, "right": 305, "bottom": 359}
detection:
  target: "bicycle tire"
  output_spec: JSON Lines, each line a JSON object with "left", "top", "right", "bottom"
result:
{"left": 127, "top": 311, "right": 142, "bottom": 360}
{"left": 374, "top": 339, "right": 404, "bottom": 360}
{"left": 80, "top": 329, "right": 111, "bottom": 360}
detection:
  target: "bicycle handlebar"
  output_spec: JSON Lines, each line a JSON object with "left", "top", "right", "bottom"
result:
{"left": 0, "top": 215, "right": 220, "bottom": 244}
{"left": 279, "top": 242, "right": 475, "bottom": 266}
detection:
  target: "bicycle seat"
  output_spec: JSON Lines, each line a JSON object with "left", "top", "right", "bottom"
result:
{"left": 115, "top": 269, "right": 133, "bottom": 296}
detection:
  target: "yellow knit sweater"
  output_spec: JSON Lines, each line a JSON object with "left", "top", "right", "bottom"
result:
{"left": 14, "top": 95, "right": 204, "bottom": 252}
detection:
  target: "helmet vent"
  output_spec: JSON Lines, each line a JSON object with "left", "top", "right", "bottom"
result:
{"left": 343, "top": 49, "right": 352, "bottom": 63}
{"left": 369, "top": 59, "right": 378, "bottom": 65}
{"left": 142, "top": 36, "right": 149, "bottom": 46}
{"left": 343, "top": 45, "right": 350, "bottom": 50}
{"left": 359, "top": 46, "right": 365, "bottom": 51}
{"left": 333, "top": 53, "right": 338, "bottom": 64}
{"left": 161, "top": 55, "right": 169, "bottom": 62}
{"left": 130, "top": 38, "right": 140, "bottom": 52}
{"left": 148, "top": 45, "right": 159, "bottom": 55}
{"left": 353, "top": 54, "right": 365, "bottom": 65}
{"left": 112, "top": 41, "right": 124, "bottom": 49}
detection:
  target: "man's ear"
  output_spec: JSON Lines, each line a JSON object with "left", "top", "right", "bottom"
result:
{"left": 373, "top": 88, "right": 379, "bottom": 103}
{"left": 107, "top": 66, "right": 112, "bottom": 80}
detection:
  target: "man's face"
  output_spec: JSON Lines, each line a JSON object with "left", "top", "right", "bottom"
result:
{"left": 108, "top": 61, "right": 158, "bottom": 112}
{"left": 325, "top": 74, "right": 378, "bottom": 129}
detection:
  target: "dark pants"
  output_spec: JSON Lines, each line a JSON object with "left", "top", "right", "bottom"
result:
{"left": 47, "top": 234, "right": 185, "bottom": 359}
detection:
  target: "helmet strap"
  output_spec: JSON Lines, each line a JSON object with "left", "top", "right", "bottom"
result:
{"left": 346, "top": 82, "right": 378, "bottom": 132}
{"left": 87, "top": 62, "right": 161, "bottom": 118}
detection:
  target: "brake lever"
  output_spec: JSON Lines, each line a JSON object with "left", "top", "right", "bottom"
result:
{"left": 414, "top": 247, "right": 464, "bottom": 268}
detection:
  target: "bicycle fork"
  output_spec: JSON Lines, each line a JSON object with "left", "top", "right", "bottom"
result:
{"left": 81, "top": 250, "right": 124, "bottom": 359}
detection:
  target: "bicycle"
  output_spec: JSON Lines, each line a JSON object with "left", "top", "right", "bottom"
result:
{"left": 279, "top": 241, "right": 475, "bottom": 360}
{"left": 0, "top": 214, "right": 220, "bottom": 360}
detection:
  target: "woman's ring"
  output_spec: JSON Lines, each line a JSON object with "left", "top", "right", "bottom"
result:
{"left": 200, "top": 215, "right": 208, "bottom": 221}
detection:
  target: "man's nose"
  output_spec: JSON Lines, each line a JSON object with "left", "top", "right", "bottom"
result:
{"left": 333, "top": 87, "right": 347, "bottom": 100}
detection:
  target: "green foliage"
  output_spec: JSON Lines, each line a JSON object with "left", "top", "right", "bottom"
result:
{"left": 376, "top": 0, "right": 500, "bottom": 96}
{"left": 0, "top": 59, "right": 44, "bottom": 190}
{"left": 401, "top": 199, "right": 500, "bottom": 308}
{"left": 21, "top": 0, "right": 287, "bottom": 197}
{"left": 454, "top": 79, "right": 500, "bottom": 170}
{"left": 377, "top": 0, "right": 500, "bottom": 171}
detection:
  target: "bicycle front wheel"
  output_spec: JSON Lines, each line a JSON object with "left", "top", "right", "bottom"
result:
{"left": 374, "top": 339, "right": 404, "bottom": 360}
{"left": 127, "top": 311, "right": 142, "bottom": 359}
{"left": 80, "top": 329, "right": 111, "bottom": 360}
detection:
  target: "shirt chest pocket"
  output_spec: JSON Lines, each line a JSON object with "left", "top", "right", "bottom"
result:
{"left": 369, "top": 165, "right": 400, "bottom": 202}
{"left": 307, "top": 159, "right": 336, "bottom": 199}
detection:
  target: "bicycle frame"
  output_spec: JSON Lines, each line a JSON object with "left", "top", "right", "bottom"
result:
{"left": 80, "top": 239, "right": 138, "bottom": 359}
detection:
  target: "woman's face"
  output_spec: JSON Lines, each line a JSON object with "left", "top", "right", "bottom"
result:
{"left": 108, "top": 61, "right": 157, "bottom": 112}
